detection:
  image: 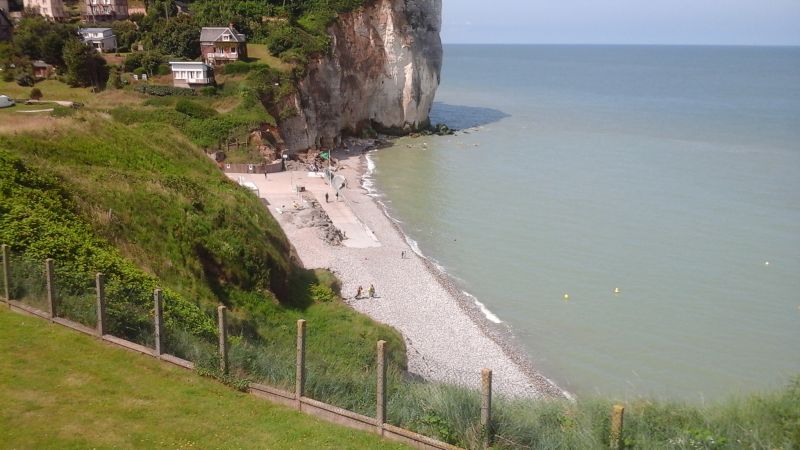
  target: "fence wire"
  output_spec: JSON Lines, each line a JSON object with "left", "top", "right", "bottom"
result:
{"left": 54, "top": 266, "right": 97, "bottom": 328}
{"left": 7, "top": 252, "right": 48, "bottom": 312}
{"left": 103, "top": 279, "right": 154, "bottom": 348}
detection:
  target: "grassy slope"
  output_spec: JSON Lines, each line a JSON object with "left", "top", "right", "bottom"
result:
{"left": 0, "top": 308, "right": 408, "bottom": 450}
{"left": 0, "top": 79, "right": 407, "bottom": 416}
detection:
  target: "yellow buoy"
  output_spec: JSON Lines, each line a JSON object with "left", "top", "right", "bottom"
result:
{"left": 614, "top": 287, "right": 621, "bottom": 294}
{"left": 563, "top": 294, "right": 570, "bottom": 301}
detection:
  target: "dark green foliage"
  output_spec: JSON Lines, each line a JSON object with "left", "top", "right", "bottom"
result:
{"left": 221, "top": 61, "right": 268, "bottom": 75}
{"left": 62, "top": 39, "right": 109, "bottom": 89}
{"left": 110, "top": 20, "right": 140, "bottom": 53}
{"left": 29, "top": 87, "right": 42, "bottom": 100}
{"left": 11, "top": 17, "right": 75, "bottom": 68}
{"left": 0, "top": 150, "right": 216, "bottom": 341}
{"left": 15, "top": 73, "right": 34, "bottom": 86}
{"left": 133, "top": 84, "right": 196, "bottom": 96}
{"left": 149, "top": 14, "right": 201, "bottom": 60}
{"left": 123, "top": 51, "right": 164, "bottom": 75}
{"left": 157, "top": 63, "right": 171, "bottom": 76}
{"left": 199, "top": 86, "right": 217, "bottom": 96}
{"left": 175, "top": 98, "right": 218, "bottom": 119}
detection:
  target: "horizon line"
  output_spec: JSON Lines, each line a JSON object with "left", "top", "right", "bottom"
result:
{"left": 440, "top": 42, "right": 800, "bottom": 48}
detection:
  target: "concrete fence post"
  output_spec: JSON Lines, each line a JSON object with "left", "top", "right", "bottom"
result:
{"left": 95, "top": 273, "right": 106, "bottom": 336}
{"left": 610, "top": 404, "right": 625, "bottom": 450}
{"left": 481, "top": 368, "right": 493, "bottom": 449}
{"left": 45, "top": 258, "right": 56, "bottom": 319}
{"left": 2, "top": 244, "right": 10, "bottom": 306}
{"left": 217, "top": 305, "right": 229, "bottom": 374}
{"left": 295, "top": 319, "right": 306, "bottom": 407}
{"left": 154, "top": 289, "right": 164, "bottom": 356}
{"left": 376, "top": 340, "right": 387, "bottom": 432}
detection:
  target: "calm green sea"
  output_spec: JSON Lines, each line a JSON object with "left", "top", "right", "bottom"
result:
{"left": 370, "top": 45, "right": 800, "bottom": 400}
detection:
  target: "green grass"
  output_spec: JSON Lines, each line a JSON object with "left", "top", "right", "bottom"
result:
{"left": 0, "top": 79, "right": 95, "bottom": 104}
{"left": 247, "top": 44, "right": 293, "bottom": 72}
{"left": 0, "top": 308, "right": 409, "bottom": 450}
{"left": 0, "top": 111, "right": 408, "bottom": 421}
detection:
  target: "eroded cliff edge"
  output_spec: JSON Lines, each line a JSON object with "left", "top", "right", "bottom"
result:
{"left": 276, "top": 0, "right": 443, "bottom": 152}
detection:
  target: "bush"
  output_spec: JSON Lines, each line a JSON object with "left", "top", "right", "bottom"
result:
{"left": 309, "top": 283, "right": 336, "bottom": 303}
{"left": 16, "top": 73, "right": 34, "bottom": 87}
{"left": 133, "top": 84, "right": 196, "bottom": 97}
{"left": 157, "top": 63, "right": 171, "bottom": 76}
{"left": 199, "top": 86, "right": 217, "bottom": 97}
{"left": 222, "top": 61, "right": 268, "bottom": 75}
{"left": 29, "top": 87, "right": 43, "bottom": 100}
{"left": 132, "top": 67, "right": 146, "bottom": 76}
{"left": 175, "top": 99, "right": 217, "bottom": 119}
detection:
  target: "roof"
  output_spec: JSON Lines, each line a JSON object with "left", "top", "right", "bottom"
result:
{"left": 32, "top": 60, "right": 51, "bottom": 68}
{"left": 169, "top": 61, "right": 212, "bottom": 68}
{"left": 200, "top": 26, "right": 246, "bottom": 44}
{"left": 79, "top": 28, "right": 112, "bottom": 33}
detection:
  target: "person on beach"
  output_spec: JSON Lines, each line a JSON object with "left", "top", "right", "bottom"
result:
{"left": 325, "top": 192, "right": 329, "bottom": 203}
{"left": 335, "top": 192, "right": 339, "bottom": 202}
{"left": 368, "top": 284, "right": 375, "bottom": 298}
{"left": 401, "top": 251, "right": 406, "bottom": 259}
{"left": 355, "top": 285, "right": 363, "bottom": 299}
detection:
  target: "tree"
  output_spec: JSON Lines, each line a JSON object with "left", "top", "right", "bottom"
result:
{"left": 108, "top": 67, "right": 123, "bottom": 89}
{"left": 62, "top": 39, "right": 110, "bottom": 90}
{"left": 29, "top": 87, "right": 43, "bottom": 100}
{"left": 151, "top": 14, "right": 200, "bottom": 59}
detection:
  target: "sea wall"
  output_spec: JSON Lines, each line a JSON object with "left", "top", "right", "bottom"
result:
{"left": 277, "top": 0, "right": 443, "bottom": 152}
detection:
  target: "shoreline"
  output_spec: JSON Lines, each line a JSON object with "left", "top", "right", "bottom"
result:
{"left": 360, "top": 149, "right": 569, "bottom": 400}
{"left": 231, "top": 142, "right": 568, "bottom": 399}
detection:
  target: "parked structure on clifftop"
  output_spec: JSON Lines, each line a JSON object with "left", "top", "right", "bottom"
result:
{"left": 82, "top": 0, "right": 128, "bottom": 22}
{"left": 23, "top": 0, "right": 65, "bottom": 20}
{"left": 200, "top": 26, "right": 247, "bottom": 66}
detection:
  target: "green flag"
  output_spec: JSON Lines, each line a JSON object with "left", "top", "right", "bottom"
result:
{"left": 320, "top": 151, "right": 330, "bottom": 160}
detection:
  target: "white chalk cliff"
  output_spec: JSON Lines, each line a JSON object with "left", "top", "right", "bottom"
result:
{"left": 276, "top": 0, "right": 443, "bottom": 152}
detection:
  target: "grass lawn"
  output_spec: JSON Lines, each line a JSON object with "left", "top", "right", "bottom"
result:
{"left": 0, "top": 79, "right": 96, "bottom": 104}
{"left": 0, "top": 308, "right": 409, "bottom": 450}
{"left": 247, "top": 44, "right": 293, "bottom": 72}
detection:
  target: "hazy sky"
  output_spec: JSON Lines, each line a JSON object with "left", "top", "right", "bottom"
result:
{"left": 441, "top": 0, "right": 800, "bottom": 45}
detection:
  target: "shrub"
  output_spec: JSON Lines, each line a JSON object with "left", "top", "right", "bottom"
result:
{"left": 16, "top": 73, "right": 34, "bottom": 87}
{"left": 133, "top": 84, "right": 196, "bottom": 97}
{"left": 175, "top": 99, "right": 217, "bottom": 119}
{"left": 199, "top": 86, "right": 217, "bottom": 97}
{"left": 29, "top": 87, "right": 43, "bottom": 100}
{"left": 309, "top": 283, "right": 336, "bottom": 303}
{"left": 132, "top": 67, "right": 146, "bottom": 76}
{"left": 157, "top": 63, "right": 171, "bottom": 76}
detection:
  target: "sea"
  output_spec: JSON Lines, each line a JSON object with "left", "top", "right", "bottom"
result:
{"left": 369, "top": 45, "right": 800, "bottom": 401}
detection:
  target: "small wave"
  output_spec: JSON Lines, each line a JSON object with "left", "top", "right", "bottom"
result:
{"left": 462, "top": 291, "right": 503, "bottom": 324}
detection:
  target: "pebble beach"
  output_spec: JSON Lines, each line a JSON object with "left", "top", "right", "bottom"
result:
{"left": 229, "top": 146, "right": 566, "bottom": 399}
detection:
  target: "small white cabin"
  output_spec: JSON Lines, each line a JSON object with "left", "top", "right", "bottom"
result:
{"left": 169, "top": 61, "right": 214, "bottom": 88}
{"left": 79, "top": 28, "right": 117, "bottom": 52}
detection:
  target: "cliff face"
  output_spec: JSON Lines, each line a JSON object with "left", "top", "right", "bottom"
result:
{"left": 277, "top": 0, "right": 443, "bottom": 152}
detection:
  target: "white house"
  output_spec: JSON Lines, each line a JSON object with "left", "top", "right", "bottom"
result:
{"left": 79, "top": 28, "right": 117, "bottom": 52}
{"left": 169, "top": 61, "right": 214, "bottom": 88}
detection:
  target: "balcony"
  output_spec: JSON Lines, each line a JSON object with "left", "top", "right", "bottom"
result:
{"left": 206, "top": 52, "right": 239, "bottom": 61}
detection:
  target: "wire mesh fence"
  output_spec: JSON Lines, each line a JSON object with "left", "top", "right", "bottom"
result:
{"left": 7, "top": 252, "right": 48, "bottom": 312}
{"left": 0, "top": 247, "right": 7, "bottom": 301}
{"left": 103, "top": 279, "right": 154, "bottom": 348}
{"left": 54, "top": 265, "right": 97, "bottom": 328}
